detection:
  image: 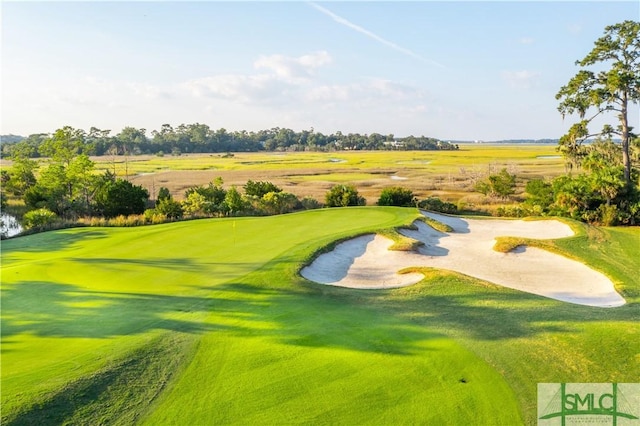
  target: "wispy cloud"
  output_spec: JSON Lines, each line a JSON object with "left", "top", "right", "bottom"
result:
{"left": 305, "top": 78, "right": 427, "bottom": 108}
{"left": 308, "top": 2, "right": 445, "bottom": 69}
{"left": 183, "top": 51, "right": 333, "bottom": 103}
{"left": 254, "top": 50, "right": 332, "bottom": 82}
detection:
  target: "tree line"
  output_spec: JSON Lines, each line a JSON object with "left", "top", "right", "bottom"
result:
{"left": 0, "top": 125, "right": 457, "bottom": 159}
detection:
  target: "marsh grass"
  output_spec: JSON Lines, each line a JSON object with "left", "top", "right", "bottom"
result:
{"left": 97, "top": 146, "right": 565, "bottom": 206}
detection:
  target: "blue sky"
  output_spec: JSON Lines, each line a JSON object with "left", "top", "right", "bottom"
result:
{"left": 2, "top": 1, "right": 638, "bottom": 140}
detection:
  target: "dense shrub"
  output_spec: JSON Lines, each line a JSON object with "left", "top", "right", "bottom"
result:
{"left": 524, "top": 179, "right": 554, "bottom": 211}
{"left": 244, "top": 180, "right": 282, "bottom": 198}
{"left": 224, "top": 186, "right": 247, "bottom": 215}
{"left": 377, "top": 187, "right": 416, "bottom": 207}
{"left": 157, "top": 198, "right": 184, "bottom": 219}
{"left": 185, "top": 179, "right": 227, "bottom": 214}
{"left": 23, "top": 208, "right": 57, "bottom": 229}
{"left": 300, "top": 197, "right": 322, "bottom": 210}
{"left": 475, "top": 168, "right": 516, "bottom": 199}
{"left": 417, "top": 197, "right": 457, "bottom": 214}
{"left": 157, "top": 187, "right": 172, "bottom": 203}
{"left": 260, "top": 191, "right": 299, "bottom": 214}
{"left": 523, "top": 171, "right": 640, "bottom": 225}
{"left": 496, "top": 205, "right": 530, "bottom": 218}
{"left": 95, "top": 179, "right": 149, "bottom": 218}
{"left": 325, "top": 185, "right": 366, "bottom": 207}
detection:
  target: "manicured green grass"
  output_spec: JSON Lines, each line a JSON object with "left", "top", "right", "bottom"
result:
{"left": 1, "top": 207, "right": 638, "bottom": 425}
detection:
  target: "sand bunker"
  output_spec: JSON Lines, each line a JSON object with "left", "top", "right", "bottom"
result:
{"left": 301, "top": 211, "right": 625, "bottom": 307}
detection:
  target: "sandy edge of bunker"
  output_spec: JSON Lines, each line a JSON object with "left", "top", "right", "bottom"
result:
{"left": 300, "top": 211, "right": 625, "bottom": 308}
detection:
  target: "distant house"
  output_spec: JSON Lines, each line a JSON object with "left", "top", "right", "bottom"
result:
{"left": 383, "top": 141, "right": 404, "bottom": 148}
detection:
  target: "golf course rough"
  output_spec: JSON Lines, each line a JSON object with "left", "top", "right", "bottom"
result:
{"left": 2, "top": 207, "right": 638, "bottom": 425}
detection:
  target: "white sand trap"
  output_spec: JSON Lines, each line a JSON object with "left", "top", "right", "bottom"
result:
{"left": 301, "top": 211, "right": 626, "bottom": 307}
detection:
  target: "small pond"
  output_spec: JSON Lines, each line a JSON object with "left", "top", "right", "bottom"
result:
{"left": 1, "top": 213, "right": 23, "bottom": 237}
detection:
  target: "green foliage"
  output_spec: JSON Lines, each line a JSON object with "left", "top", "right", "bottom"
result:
{"left": 94, "top": 179, "right": 149, "bottom": 218}
{"left": 2, "top": 124, "right": 456, "bottom": 157}
{"left": 475, "top": 168, "right": 516, "bottom": 199}
{"left": 24, "top": 164, "right": 69, "bottom": 215}
{"left": 144, "top": 209, "right": 168, "bottom": 224}
{"left": 377, "top": 186, "right": 416, "bottom": 207}
{"left": 556, "top": 20, "right": 640, "bottom": 183}
{"left": 4, "top": 158, "right": 38, "bottom": 196}
{"left": 417, "top": 197, "right": 457, "bottom": 214}
{"left": 185, "top": 179, "right": 227, "bottom": 213}
{"left": 524, "top": 169, "right": 640, "bottom": 225}
{"left": 325, "top": 184, "right": 366, "bottom": 207}
{"left": 552, "top": 22, "right": 640, "bottom": 222}
{"left": 39, "top": 126, "right": 87, "bottom": 165}
{"left": 300, "top": 196, "right": 322, "bottom": 210}
{"left": 260, "top": 191, "right": 299, "bottom": 215}
{"left": 181, "top": 192, "right": 205, "bottom": 217}
{"left": 157, "top": 187, "right": 172, "bottom": 202}
{"left": 223, "top": 186, "right": 246, "bottom": 214}
{"left": 495, "top": 205, "right": 530, "bottom": 218}
{"left": 524, "top": 179, "right": 554, "bottom": 211}
{"left": 21, "top": 136, "right": 97, "bottom": 217}
{"left": 244, "top": 180, "right": 282, "bottom": 198}
{"left": 157, "top": 198, "right": 184, "bottom": 219}
{"left": 22, "top": 208, "right": 57, "bottom": 229}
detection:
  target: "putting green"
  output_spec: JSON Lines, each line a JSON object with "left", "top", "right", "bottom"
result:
{"left": 1, "top": 207, "right": 638, "bottom": 425}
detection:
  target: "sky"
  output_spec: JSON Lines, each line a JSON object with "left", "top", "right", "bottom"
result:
{"left": 1, "top": 1, "right": 638, "bottom": 141}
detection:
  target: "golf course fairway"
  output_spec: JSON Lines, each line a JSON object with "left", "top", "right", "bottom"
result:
{"left": 1, "top": 207, "right": 638, "bottom": 425}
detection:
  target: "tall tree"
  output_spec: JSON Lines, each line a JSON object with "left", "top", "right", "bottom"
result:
{"left": 40, "top": 126, "right": 86, "bottom": 167}
{"left": 556, "top": 20, "right": 640, "bottom": 183}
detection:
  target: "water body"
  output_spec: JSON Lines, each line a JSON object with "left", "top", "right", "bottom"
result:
{"left": 1, "top": 213, "right": 23, "bottom": 237}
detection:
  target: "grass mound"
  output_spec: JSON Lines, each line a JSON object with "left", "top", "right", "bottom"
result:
{"left": 3, "top": 333, "right": 197, "bottom": 425}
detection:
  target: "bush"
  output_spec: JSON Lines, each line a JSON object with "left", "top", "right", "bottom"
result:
{"left": 185, "top": 179, "right": 227, "bottom": 211}
{"left": 377, "top": 187, "right": 416, "bottom": 207}
{"left": 95, "top": 179, "right": 149, "bottom": 218}
{"left": 156, "top": 198, "right": 183, "bottom": 219}
{"left": 524, "top": 179, "right": 554, "bottom": 210}
{"left": 244, "top": 180, "right": 282, "bottom": 198}
{"left": 496, "top": 205, "right": 530, "bottom": 218}
{"left": 596, "top": 204, "right": 619, "bottom": 226}
{"left": 224, "top": 186, "right": 247, "bottom": 215}
{"left": 476, "top": 168, "right": 516, "bottom": 199}
{"left": 325, "top": 185, "right": 366, "bottom": 207}
{"left": 144, "top": 209, "right": 168, "bottom": 224}
{"left": 157, "top": 187, "right": 172, "bottom": 203}
{"left": 260, "top": 191, "right": 299, "bottom": 215}
{"left": 23, "top": 208, "right": 57, "bottom": 229}
{"left": 300, "top": 197, "right": 322, "bottom": 210}
{"left": 181, "top": 192, "right": 206, "bottom": 216}
{"left": 417, "top": 197, "right": 457, "bottom": 214}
